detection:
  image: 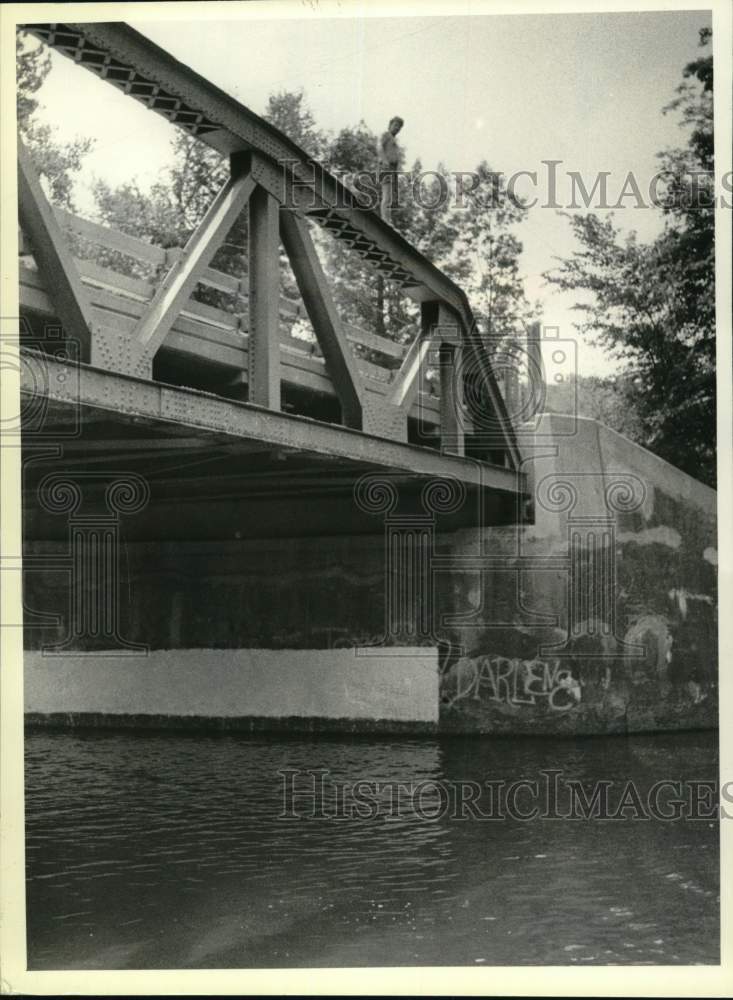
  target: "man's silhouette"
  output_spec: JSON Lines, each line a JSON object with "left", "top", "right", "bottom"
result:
{"left": 377, "top": 116, "right": 404, "bottom": 224}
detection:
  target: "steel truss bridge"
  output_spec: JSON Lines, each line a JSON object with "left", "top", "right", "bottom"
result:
{"left": 17, "top": 22, "right": 527, "bottom": 535}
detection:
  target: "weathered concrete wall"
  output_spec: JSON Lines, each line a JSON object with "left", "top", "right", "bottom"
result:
{"left": 23, "top": 536, "right": 387, "bottom": 651}
{"left": 24, "top": 648, "right": 439, "bottom": 726}
{"left": 22, "top": 414, "right": 717, "bottom": 735}
{"left": 437, "top": 414, "right": 718, "bottom": 735}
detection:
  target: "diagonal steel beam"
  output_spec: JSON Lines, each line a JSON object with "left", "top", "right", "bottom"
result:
{"left": 133, "top": 164, "right": 256, "bottom": 357}
{"left": 438, "top": 348, "right": 465, "bottom": 458}
{"left": 280, "top": 210, "right": 363, "bottom": 429}
{"left": 389, "top": 302, "right": 465, "bottom": 455}
{"left": 388, "top": 302, "right": 439, "bottom": 412}
{"left": 17, "top": 142, "right": 94, "bottom": 360}
{"left": 433, "top": 302, "right": 465, "bottom": 458}
{"left": 388, "top": 334, "right": 434, "bottom": 411}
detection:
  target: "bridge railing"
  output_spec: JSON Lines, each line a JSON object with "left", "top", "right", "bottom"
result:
{"left": 19, "top": 203, "right": 448, "bottom": 438}
{"left": 53, "top": 207, "right": 408, "bottom": 363}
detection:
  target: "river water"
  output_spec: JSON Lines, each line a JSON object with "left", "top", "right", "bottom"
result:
{"left": 25, "top": 729, "right": 719, "bottom": 969}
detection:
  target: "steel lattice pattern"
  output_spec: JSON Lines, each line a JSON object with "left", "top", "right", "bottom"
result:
{"left": 308, "top": 210, "right": 416, "bottom": 288}
{"left": 28, "top": 24, "right": 220, "bottom": 137}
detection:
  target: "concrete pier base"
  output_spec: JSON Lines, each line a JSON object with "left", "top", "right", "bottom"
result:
{"left": 24, "top": 647, "right": 440, "bottom": 732}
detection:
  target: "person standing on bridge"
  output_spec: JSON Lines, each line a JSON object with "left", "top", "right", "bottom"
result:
{"left": 377, "top": 116, "right": 404, "bottom": 225}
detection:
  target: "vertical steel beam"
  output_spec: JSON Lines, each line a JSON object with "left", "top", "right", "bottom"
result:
{"left": 439, "top": 342, "right": 465, "bottom": 456}
{"left": 437, "top": 304, "right": 465, "bottom": 457}
{"left": 280, "top": 210, "right": 363, "bottom": 429}
{"left": 248, "top": 186, "right": 281, "bottom": 409}
{"left": 17, "top": 142, "right": 93, "bottom": 360}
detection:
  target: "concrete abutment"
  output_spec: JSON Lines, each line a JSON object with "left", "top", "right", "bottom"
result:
{"left": 23, "top": 414, "right": 717, "bottom": 736}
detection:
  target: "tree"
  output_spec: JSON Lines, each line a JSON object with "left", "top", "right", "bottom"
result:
{"left": 16, "top": 29, "right": 50, "bottom": 124}
{"left": 442, "top": 162, "right": 538, "bottom": 350}
{"left": 94, "top": 132, "right": 227, "bottom": 248}
{"left": 543, "top": 372, "right": 644, "bottom": 441}
{"left": 545, "top": 28, "right": 715, "bottom": 485}
{"left": 92, "top": 134, "right": 243, "bottom": 308}
{"left": 400, "top": 160, "right": 460, "bottom": 268}
{"left": 264, "top": 89, "right": 327, "bottom": 160}
{"left": 16, "top": 30, "right": 93, "bottom": 208}
{"left": 322, "top": 127, "right": 538, "bottom": 348}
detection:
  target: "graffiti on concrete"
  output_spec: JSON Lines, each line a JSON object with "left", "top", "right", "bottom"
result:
{"left": 622, "top": 612, "right": 713, "bottom": 705}
{"left": 623, "top": 614, "right": 673, "bottom": 679}
{"left": 441, "top": 655, "right": 582, "bottom": 712}
{"left": 667, "top": 588, "right": 714, "bottom": 619}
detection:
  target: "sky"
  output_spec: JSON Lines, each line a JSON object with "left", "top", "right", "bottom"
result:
{"left": 25, "top": 7, "right": 711, "bottom": 376}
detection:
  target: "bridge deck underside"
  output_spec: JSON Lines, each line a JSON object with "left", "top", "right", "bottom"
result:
{"left": 20, "top": 354, "right": 525, "bottom": 540}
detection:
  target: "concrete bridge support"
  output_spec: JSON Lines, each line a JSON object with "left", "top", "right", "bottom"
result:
{"left": 21, "top": 414, "right": 716, "bottom": 736}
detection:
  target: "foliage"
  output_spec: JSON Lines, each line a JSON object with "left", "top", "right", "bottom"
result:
{"left": 543, "top": 373, "right": 644, "bottom": 441}
{"left": 321, "top": 123, "right": 537, "bottom": 346}
{"left": 16, "top": 31, "right": 93, "bottom": 209}
{"left": 16, "top": 31, "right": 50, "bottom": 124}
{"left": 92, "top": 136, "right": 243, "bottom": 308}
{"left": 264, "top": 89, "right": 327, "bottom": 160}
{"left": 545, "top": 28, "right": 715, "bottom": 485}
{"left": 441, "top": 162, "right": 538, "bottom": 350}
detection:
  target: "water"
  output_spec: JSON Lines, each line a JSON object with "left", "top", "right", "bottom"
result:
{"left": 25, "top": 729, "right": 719, "bottom": 969}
